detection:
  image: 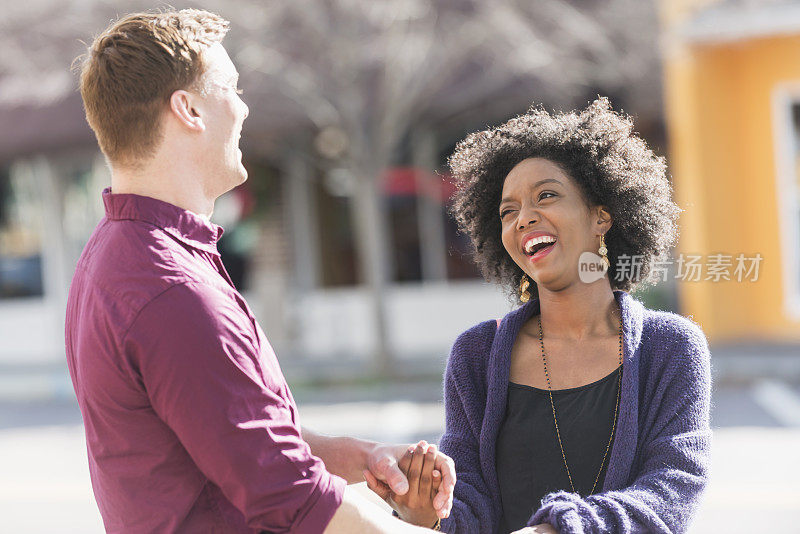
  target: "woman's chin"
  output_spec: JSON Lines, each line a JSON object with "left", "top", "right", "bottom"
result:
{"left": 529, "top": 259, "right": 570, "bottom": 288}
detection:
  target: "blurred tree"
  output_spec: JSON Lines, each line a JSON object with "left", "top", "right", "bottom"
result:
{"left": 228, "top": 0, "right": 660, "bottom": 375}
{"left": 0, "top": 0, "right": 661, "bottom": 375}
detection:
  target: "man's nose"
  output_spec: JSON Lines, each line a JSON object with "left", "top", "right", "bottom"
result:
{"left": 241, "top": 101, "right": 249, "bottom": 120}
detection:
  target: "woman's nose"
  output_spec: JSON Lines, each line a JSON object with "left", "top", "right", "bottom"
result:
{"left": 517, "top": 206, "right": 538, "bottom": 230}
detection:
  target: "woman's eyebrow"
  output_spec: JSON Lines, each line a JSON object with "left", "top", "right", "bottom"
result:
{"left": 500, "top": 178, "right": 564, "bottom": 204}
{"left": 532, "top": 178, "right": 563, "bottom": 188}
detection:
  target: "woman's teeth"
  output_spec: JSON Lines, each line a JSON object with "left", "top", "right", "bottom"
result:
{"left": 524, "top": 236, "right": 557, "bottom": 255}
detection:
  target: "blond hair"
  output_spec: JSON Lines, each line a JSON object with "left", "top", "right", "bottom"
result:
{"left": 78, "top": 9, "right": 229, "bottom": 167}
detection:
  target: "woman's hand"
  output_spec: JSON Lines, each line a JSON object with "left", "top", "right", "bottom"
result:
{"left": 366, "top": 440, "right": 442, "bottom": 528}
{"left": 362, "top": 440, "right": 455, "bottom": 519}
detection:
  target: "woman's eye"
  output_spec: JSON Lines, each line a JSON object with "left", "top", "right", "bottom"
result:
{"left": 539, "top": 191, "right": 556, "bottom": 200}
{"left": 500, "top": 209, "right": 514, "bottom": 219}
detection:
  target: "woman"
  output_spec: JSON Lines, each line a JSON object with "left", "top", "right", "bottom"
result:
{"left": 388, "top": 98, "right": 711, "bottom": 533}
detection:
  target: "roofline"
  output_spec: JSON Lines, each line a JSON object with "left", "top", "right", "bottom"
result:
{"left": 680, "top": 2, "right": 800, "bottom": 45}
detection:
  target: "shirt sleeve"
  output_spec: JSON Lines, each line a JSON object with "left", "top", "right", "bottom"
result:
{"left": 528, "top": 321, "right": 712, "bottom": 533}
{"left": 122, "top": 281, "right": 346, "bottom": 534}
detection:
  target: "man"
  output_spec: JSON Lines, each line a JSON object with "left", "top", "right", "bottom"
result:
{"left": 66, "top": 9, "right": 453, "bottom": 533}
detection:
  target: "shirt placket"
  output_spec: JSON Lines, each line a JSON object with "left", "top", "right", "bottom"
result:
{"left": 208, "top": 251, "right": 294, "bottom": 413}
{"left": 209, "top": 254, "right": 236, "bottom": 289}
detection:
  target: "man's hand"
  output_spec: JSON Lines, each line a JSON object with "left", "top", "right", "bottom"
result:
{"left": 365, "top": 440, "right": 456, "bottom": 519}
{"left": 364, "top": 443, "right": 410, "bottom": 498}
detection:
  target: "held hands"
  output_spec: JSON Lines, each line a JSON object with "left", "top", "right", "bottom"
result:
{"left": 364, "top": 440, "right": 455, "bottom": 520}
{"left": 393, "top": 441, "right": 442, "bottom": 527}
{"left": 364, "top": 440, "right": 445, "bottom": 527}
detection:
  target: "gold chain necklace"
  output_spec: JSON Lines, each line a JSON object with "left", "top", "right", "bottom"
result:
{"left": 537, "top": 309, "right": 623, "bottom": 496}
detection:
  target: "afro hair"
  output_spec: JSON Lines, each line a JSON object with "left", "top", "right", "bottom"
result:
{"left": 448, "top": 97, "right": 681, "bottom": 302}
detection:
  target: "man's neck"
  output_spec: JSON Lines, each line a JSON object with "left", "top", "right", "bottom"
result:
{"left": 111, "top": 160, "right": 215, "bottom": 218}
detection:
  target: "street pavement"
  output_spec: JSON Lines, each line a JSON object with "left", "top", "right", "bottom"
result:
{"left": 0, "top": 380, "right": 798, "bottom": 533}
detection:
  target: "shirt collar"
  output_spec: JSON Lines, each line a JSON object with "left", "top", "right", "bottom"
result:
{"left": 102, "top": 187, "right": 224, "bottom": 255}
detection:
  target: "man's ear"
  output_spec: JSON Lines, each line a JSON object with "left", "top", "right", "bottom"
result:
{"left": 168, "top": 90, "right": 205, "bottom": 132}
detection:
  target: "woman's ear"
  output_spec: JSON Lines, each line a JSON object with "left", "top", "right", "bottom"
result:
{"left": 595, "top": 206, "right": 613, "bottom": 235}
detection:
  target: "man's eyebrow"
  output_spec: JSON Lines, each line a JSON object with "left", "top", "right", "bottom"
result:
{"left": 499, "top": 178, "right": 563, "bottom": 204}
{"left": 224, "top": 73, "right": 239, "bottom": 84}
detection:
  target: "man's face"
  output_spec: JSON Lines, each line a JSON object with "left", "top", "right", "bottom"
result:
{"left": 195, "top": 42, "right": 249, "bottom": 193}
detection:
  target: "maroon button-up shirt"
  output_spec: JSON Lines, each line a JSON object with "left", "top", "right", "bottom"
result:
{"left": 65, "top": 188, "right": 345, "bottom": 533}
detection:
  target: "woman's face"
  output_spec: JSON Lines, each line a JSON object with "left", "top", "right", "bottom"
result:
{"left": 499, "top": 157, "right": 611, "bottom": 291}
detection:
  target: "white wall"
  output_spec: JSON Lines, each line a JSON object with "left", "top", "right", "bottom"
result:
{"left": 0, "top": 298, "right": 63, "bottom": 364}
{"left": 289, "top": 280, "right": 514, "bottom": 361}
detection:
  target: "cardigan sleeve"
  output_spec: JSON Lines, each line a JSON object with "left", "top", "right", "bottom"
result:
{"left": 437, "top": 323, "right": 499, "bottom": 534}
{"left": 528, "top": 318, "right": 712, "bottom": 534}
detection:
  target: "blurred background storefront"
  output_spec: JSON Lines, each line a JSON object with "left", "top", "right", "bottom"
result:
{"left": 2, "top": 1, "right": 800, "bottom": 533}
{"left": 0, "top": 0, "right": 673, "bottom": 383}
{"left": 663, "top": 0, "right": 800, "bottom": 343}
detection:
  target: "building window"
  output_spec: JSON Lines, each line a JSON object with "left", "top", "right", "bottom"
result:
{"left": 788, "top": 103, "right": 800, "bottom": 308}
{"left": 0, "top": 165, "right": 44, "bottom": 299}
{"left": 443, "top": 210, "right": 482, "bottom": 280}
{"left": 773, "top": 88, "right": 800, "bottom": 318}
{"left": 316, "top": 171, "right": 359, "bottom": 287}
{"left": 389, "top": 194, "right": 423, "bottom": 282}
{"left": 385, "top": 167, "right": 481, "bottom": 282}
{"left": 309, "top": 165, "right": 482, "bottom": 288}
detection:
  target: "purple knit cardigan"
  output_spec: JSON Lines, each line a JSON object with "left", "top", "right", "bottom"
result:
{"left": 437, "top": 289, "right": 712, "bottom": 534}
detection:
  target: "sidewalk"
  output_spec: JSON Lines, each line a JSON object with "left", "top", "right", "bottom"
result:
{"left": 0, "top": 342, "right": 797, "bottom": 532}
{"left": 2, "top": 340, "right": 799, "bottom": 403}
{"left": 1, "top": 378, "right": 798, "bottom": 533}
{"left": 707, "top": 341, "right": 800, "bottom": 384}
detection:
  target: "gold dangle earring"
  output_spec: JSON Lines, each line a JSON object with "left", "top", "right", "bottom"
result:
{"left": 519, "top": 275, "right": 531, "bottom": 303}
{"left": 599, "top": 234, "right": 610, "bottom": 273}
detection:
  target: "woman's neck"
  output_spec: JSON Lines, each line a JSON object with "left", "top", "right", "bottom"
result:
{"left": 535, "top": 282, "right": 620, "bottom": 342}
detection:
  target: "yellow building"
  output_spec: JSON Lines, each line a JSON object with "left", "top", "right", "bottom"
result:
{"left": 662, "top": 0, "right": 800, "bottom": 342}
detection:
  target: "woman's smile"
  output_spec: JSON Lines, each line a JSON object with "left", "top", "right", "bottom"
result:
{"left": 521, "top": 232, "right": 558, "bottom": 263}
{"left": 528, "top": 239, "right": 557, "bottom": 263}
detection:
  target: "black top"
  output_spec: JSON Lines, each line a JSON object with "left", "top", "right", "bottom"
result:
{"left": 495, "top": 365, "right": 622, "bottom": 533}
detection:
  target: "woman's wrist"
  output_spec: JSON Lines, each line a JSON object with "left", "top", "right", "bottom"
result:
{"left": 392, "top": 509, "right": 441, "bottom": 530}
